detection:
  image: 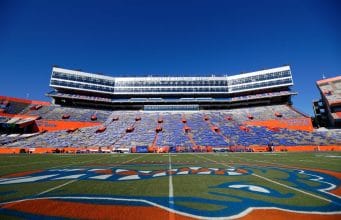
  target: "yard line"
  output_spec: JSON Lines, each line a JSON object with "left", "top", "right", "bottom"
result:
{"left": 37, "top": 179, "right": 78, "bottom": 196}
{"left": 107, "top": 154, "right": 149, "bottom": 169}
{"left": 252, "top": 173, "right": 331, "bottom": 202}
{"left": 231, "top": 154, "right": 338, "bottom": 168}
{"left": 193, "top": 154, "right": 332, "bottom": 203}
{"left": 47, "top": 156, "right": 114, "bottom": 170}
{"left": 36, "top": 154, "right": 148, "bottom": 196}
{"left": 192, "top": 154, "right": 234, "bottom": 168}
{"left": 168, "top": 153, "right": 175, "bottom": 220}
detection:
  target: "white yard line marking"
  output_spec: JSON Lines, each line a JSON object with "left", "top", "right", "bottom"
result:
{"left": 36, "top": 154, "right": 148, "bottom": 196}
{"left": 44, "top": 157, "right": 111, "bottom": 171}
{"left": 108, "top": 154, "right": 148, "bottom": 169}
{"left": 193, "top": 154, "right": 332, "bottom": 203}
{"left": 37, "top": 179, "right": 78, "bottom": 196}
{"left": 168, "top": 153, "right": 175, "bottom": 220}
{"left": 168, "top": 153, "right": 174, "bottom": 200}
{"left": 193, "top": 154, "right": 234, "bottom": 168}
{"left": 232, "top": 155, "right": 337, "bottom": 168}
{"left": 230, "top": 154, "right": 341, "bottom": 199}
{"left": 252, "top": 173, "right": 331, "bottom": 202}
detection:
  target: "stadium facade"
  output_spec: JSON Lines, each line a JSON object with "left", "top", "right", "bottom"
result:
{"left": 0, "top": 65, "right": 340, "bottom": 153}
{"left": 313, "top": 76, "right": 341, "bottom": 128}
{"left": 47, "top": 65, "right": 295, "bottom": 110}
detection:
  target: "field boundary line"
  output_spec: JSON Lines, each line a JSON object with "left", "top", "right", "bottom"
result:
{"left": 36, "top": 154, "right": 148, "bottom": 196}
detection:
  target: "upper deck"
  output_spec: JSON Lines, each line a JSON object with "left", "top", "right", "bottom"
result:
{"left": 50, "top": 66, "right": 293, "bottom": 97}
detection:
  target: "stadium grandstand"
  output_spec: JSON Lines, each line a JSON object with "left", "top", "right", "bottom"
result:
{"left": 0, "top": 65, "right": 340, "bottom": 154}
{"left": 313, "top": 76, "right": 341, "bottom": 128}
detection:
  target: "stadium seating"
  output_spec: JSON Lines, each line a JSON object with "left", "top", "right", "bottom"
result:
{"left": 0, "top": 117, "right": 10, "bottom": 123}
{"left": 155, "top": 113, "right": 193, "bottom": 148}
{"left": 186, "top": 113, "right": 227, "bottom": 147}
{"left": 26, "top": 106, "right": 111, "bottom": 122}
{"left": 3, "top": 104, "right": 341, "bottom": 150}
{"left": 319, "top": 82, "right": 340, "bottom": 104}
{"left": 0, "top": 99, "right": 31, "bottom": 114}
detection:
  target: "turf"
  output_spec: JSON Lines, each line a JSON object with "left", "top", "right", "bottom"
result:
{"left": 0, "top": 152, "right": 340, "bottom": 219}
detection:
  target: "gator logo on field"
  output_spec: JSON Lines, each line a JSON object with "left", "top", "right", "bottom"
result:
{"left": 0, "top": 167, "right": 249, "bottom": 184}
{"left": 0, "top": 166, "right": 340, "bottom": 219}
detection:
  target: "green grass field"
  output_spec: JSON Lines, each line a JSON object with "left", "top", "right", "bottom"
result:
{"left": 0, "top": 152, "right": 340, "bottom": 219}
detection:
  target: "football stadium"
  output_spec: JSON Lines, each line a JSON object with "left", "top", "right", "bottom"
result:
{"left": 0, "top": 65, "right": 340, "bottom": 219}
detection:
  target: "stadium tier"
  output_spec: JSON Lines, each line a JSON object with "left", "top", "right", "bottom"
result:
{"left": 47, "top": 65, "right": 295, "bottom": 109}
{"left": 0, "top": 66, "right": 340, "bottom": 153}
{"left": 313, "top": 76, "right": 341, "bottom": 128}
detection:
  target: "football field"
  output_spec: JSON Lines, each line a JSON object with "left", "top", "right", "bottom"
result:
{"left": 0, "top": 152, "right": 340, "bottom": 219}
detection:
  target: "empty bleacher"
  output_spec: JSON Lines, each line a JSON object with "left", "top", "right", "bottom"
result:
{"left": 0, "top": 99, "right": 31, "bottom": 114}
{"left": 26, "top": 105, "right": 111, "bottom": 122}
{"left": 2, "top": 104, "right": 341, "bottom": 150}
{"left": 155, "top": 113, "right": 193, "bottom": 148}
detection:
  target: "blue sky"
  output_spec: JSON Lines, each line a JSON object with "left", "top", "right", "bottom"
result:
{"left": 0, "top": 0, "right": 340, "bottom": 115}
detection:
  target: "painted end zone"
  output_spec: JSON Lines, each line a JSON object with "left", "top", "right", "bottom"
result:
{"left": 0, "top": 199, "right": 193, "bottom": 220}
{"left": 239, "top": 209, "right": 341, "bottom": 220}
{"left": 1, "top": 198, "right": 340, "bottom": 220}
